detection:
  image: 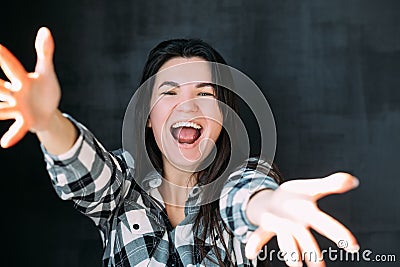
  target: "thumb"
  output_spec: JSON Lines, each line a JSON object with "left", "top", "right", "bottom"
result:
{"left": 280, "top": 172, "right": 359, "bottom": 200}
{"left": 34, "top": 27, "right": 55, "bottom": 73}
{"left": 245, "top": 227, "right": 275, "bottom": 259}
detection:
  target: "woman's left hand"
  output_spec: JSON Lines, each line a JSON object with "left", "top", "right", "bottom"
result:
{"left": 245, "top": 172, "right": 359, "bottom": 267}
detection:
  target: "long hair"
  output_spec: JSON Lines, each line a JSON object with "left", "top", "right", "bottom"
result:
{"left": 134, "top": 38, "right": 283, "bottom": 266}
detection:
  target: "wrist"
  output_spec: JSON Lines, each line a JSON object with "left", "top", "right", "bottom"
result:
{"left": 34, "top": 109, "right": 62, "bottom": 134}
{"left": 36, "top": 110, "right": 78, "bottom": 155}
{"left": 246, "top": 189, "right": 274, "bottom": 226}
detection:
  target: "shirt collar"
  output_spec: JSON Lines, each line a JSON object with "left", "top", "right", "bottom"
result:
{"left": 141, "top": 170, "right": 204, "bottom": 206}
{"left": 141, "top": 170, "right": 163, "bottom": 193}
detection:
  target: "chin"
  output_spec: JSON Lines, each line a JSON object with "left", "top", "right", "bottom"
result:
{"left": 162, "top": 144, "right": 216, "bottom": 173}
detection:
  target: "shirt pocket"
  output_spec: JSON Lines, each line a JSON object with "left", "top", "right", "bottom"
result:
{"left": 124, "top": 209, "right": 162, "bottom": 234}
{"left": 116, "top": 204, "right": 166, "bottom": 256}
{"left": 119, "top": 206, "right": 164, "bottom": 232}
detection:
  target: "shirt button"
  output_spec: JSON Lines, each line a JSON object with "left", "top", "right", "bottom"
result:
{"left": 149, "top": 178, "right": 162, "bottom": 188}
{"left": 132, "top": 223, "right": 140, "bottom": 230}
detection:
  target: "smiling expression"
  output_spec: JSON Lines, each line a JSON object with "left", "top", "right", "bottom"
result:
{"left": 148, "top": 57, "right": 223, "bottom": 172}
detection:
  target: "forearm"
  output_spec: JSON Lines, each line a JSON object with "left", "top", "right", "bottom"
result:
{"left": 41, "top": 116, "right": 131, "bottom": 225}
{"left": 36, "top": 109, "right": 78, "bottom": 155}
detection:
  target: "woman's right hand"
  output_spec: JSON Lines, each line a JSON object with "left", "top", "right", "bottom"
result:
{"left": 0, "top": 27, "right": 61, "bottom": 148}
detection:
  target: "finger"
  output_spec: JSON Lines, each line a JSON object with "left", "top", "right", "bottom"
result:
{"left": 292, "top": 227, "right": 325, "bottom": 267}
{"left": 35, "top": 27, "right": 55, "bottom": 74}
{"left": 275, "top": 229, "right": 303, "bottom": 267}
{"left": 0, "top": 106, "right": 18, "bottom": 120}
{"left": 0, "top": 115, "right": 27, "bottom": 148}
{"left": 245, "top": 227, "right": 275, "bottom": 259}
{"left": 280, "top": 173, "right": 359, "bottom": 200}
{"left": 308, "top": 208, "right": 359, "bottom": 253}
{"left": 0, "top": 81, "right": 14, "bottom": 102}
{"left": 0, "top": 101, "right": 9, "bottom": 108}
{"left": 0, "top": 44, "right": 27, "bottom": 86}
{"left": 246, "top": 212, "right": 281, "bottom": 259}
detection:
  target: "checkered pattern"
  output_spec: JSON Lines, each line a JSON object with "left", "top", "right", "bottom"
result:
{"left": 41, "top": 114, "right": 278, "bottom": 266}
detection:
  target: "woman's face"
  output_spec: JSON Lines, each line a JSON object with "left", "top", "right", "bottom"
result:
{"left": 148, "top": 57, "right": 223, "bottom": 172}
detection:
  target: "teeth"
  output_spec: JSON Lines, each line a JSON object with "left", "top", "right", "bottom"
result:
{"left": 172, "top": 121, "right": 202, "bottom": 129}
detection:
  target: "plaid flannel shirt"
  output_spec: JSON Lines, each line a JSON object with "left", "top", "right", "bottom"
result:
{"left": 42, "top": 115, "right": 278, "bottom": 266}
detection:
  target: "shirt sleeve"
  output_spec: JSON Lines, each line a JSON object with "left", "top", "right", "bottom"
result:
{"left": 219, "top": 158, "right": 279, "bottom": 243}
{"left": 41, "top": 114, "right": 134, "bottom": 230}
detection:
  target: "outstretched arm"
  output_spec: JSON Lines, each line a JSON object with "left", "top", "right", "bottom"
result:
{"left": 0, "top": 27, "right": 77, "bottom": 154}
{"left": 245, "top": 172, "right": 359, "bottom": 267}
{"left": 0, "top": 28, "right": 131, "bottom": 232}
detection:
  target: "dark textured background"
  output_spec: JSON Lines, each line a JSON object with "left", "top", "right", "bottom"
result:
{"left": 1, "top": 1, "right": 399, "bottom": 266}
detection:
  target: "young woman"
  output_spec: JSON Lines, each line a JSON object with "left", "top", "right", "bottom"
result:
{"left": 0, "top": 27, "right": 359, "bottom": 266}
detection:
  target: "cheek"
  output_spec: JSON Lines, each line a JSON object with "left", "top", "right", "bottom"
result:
{"left": 148, "top": 100, "right": 173, "bottom": 144}
{"left": 149, "top": 98, "right": 173, "bottom": 125}
{"left": 205, "top": 105, "right": 223, "bottom": 129}
{"left": 199, "top": 99, "right": 223, "bottom": 120}
{"left": 149, "top": 112, "right": 166, "bottom": 140}
{"left": 209, "top": 122, "right": 223, "bottom": 143}
{"left": 201, "top": 105, "right": 223, "bottom": 141}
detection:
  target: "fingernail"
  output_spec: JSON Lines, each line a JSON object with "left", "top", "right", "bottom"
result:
{"left": 352, "top": 177, "right": 360, "bottom": 188}
{"left": 246, "top": 247, "right": 261, "bottom": 260}
{"left": 4, "top": 81, "right": 12, "bottom": 89}
{"left": 245, "top": 251, "right": 256, "bottom": 259}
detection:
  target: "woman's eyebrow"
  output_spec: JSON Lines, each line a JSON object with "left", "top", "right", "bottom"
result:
{"left": 158, "top": 81, "right": 179, "bottom": 89}
{"left": 195, "top": 82, "right": 215, "bottom": 88}
{"left": 158, "top": 81, "right": 215, "bottom": 89}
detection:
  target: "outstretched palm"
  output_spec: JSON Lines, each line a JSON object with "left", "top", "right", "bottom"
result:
{"left": 245, "top": 172, "right": 359, "bottom": 267}
{"left": 0, "top": 27, "right": 60, "bottom": 148}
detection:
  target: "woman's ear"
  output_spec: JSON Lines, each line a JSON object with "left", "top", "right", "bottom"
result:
{"left": 147, "top": 119, "right": 152, "bottom": 128}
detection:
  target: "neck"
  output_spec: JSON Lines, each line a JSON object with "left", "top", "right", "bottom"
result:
{"left": 159, "top": 159, "right": 199, "bottom": 207}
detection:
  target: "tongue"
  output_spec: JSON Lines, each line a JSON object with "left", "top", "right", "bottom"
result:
{"left": 176, "top": 127, "right": 201, "bottom": 144}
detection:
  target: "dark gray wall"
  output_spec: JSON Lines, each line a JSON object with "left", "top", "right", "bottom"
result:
{"left": 1, "top": 1, "right": 399, "bottom": 266}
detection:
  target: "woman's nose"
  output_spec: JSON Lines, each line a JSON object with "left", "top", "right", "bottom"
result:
{"left": 175, "top": 88, "right": 199, "bottom": 113}
{"left": 175, "top": 97, "right": 199, "bottom": 113}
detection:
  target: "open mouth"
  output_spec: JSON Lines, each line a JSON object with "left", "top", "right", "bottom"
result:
{"left": 170, "top": 121, "right": 203, "bottom": 145}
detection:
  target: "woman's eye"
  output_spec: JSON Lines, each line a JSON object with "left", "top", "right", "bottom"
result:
{"left": 198, "top": 92, "right": 215, "bottom": 97}
{"left": 161, "top": 91, "right": 176, "bottom": 95}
